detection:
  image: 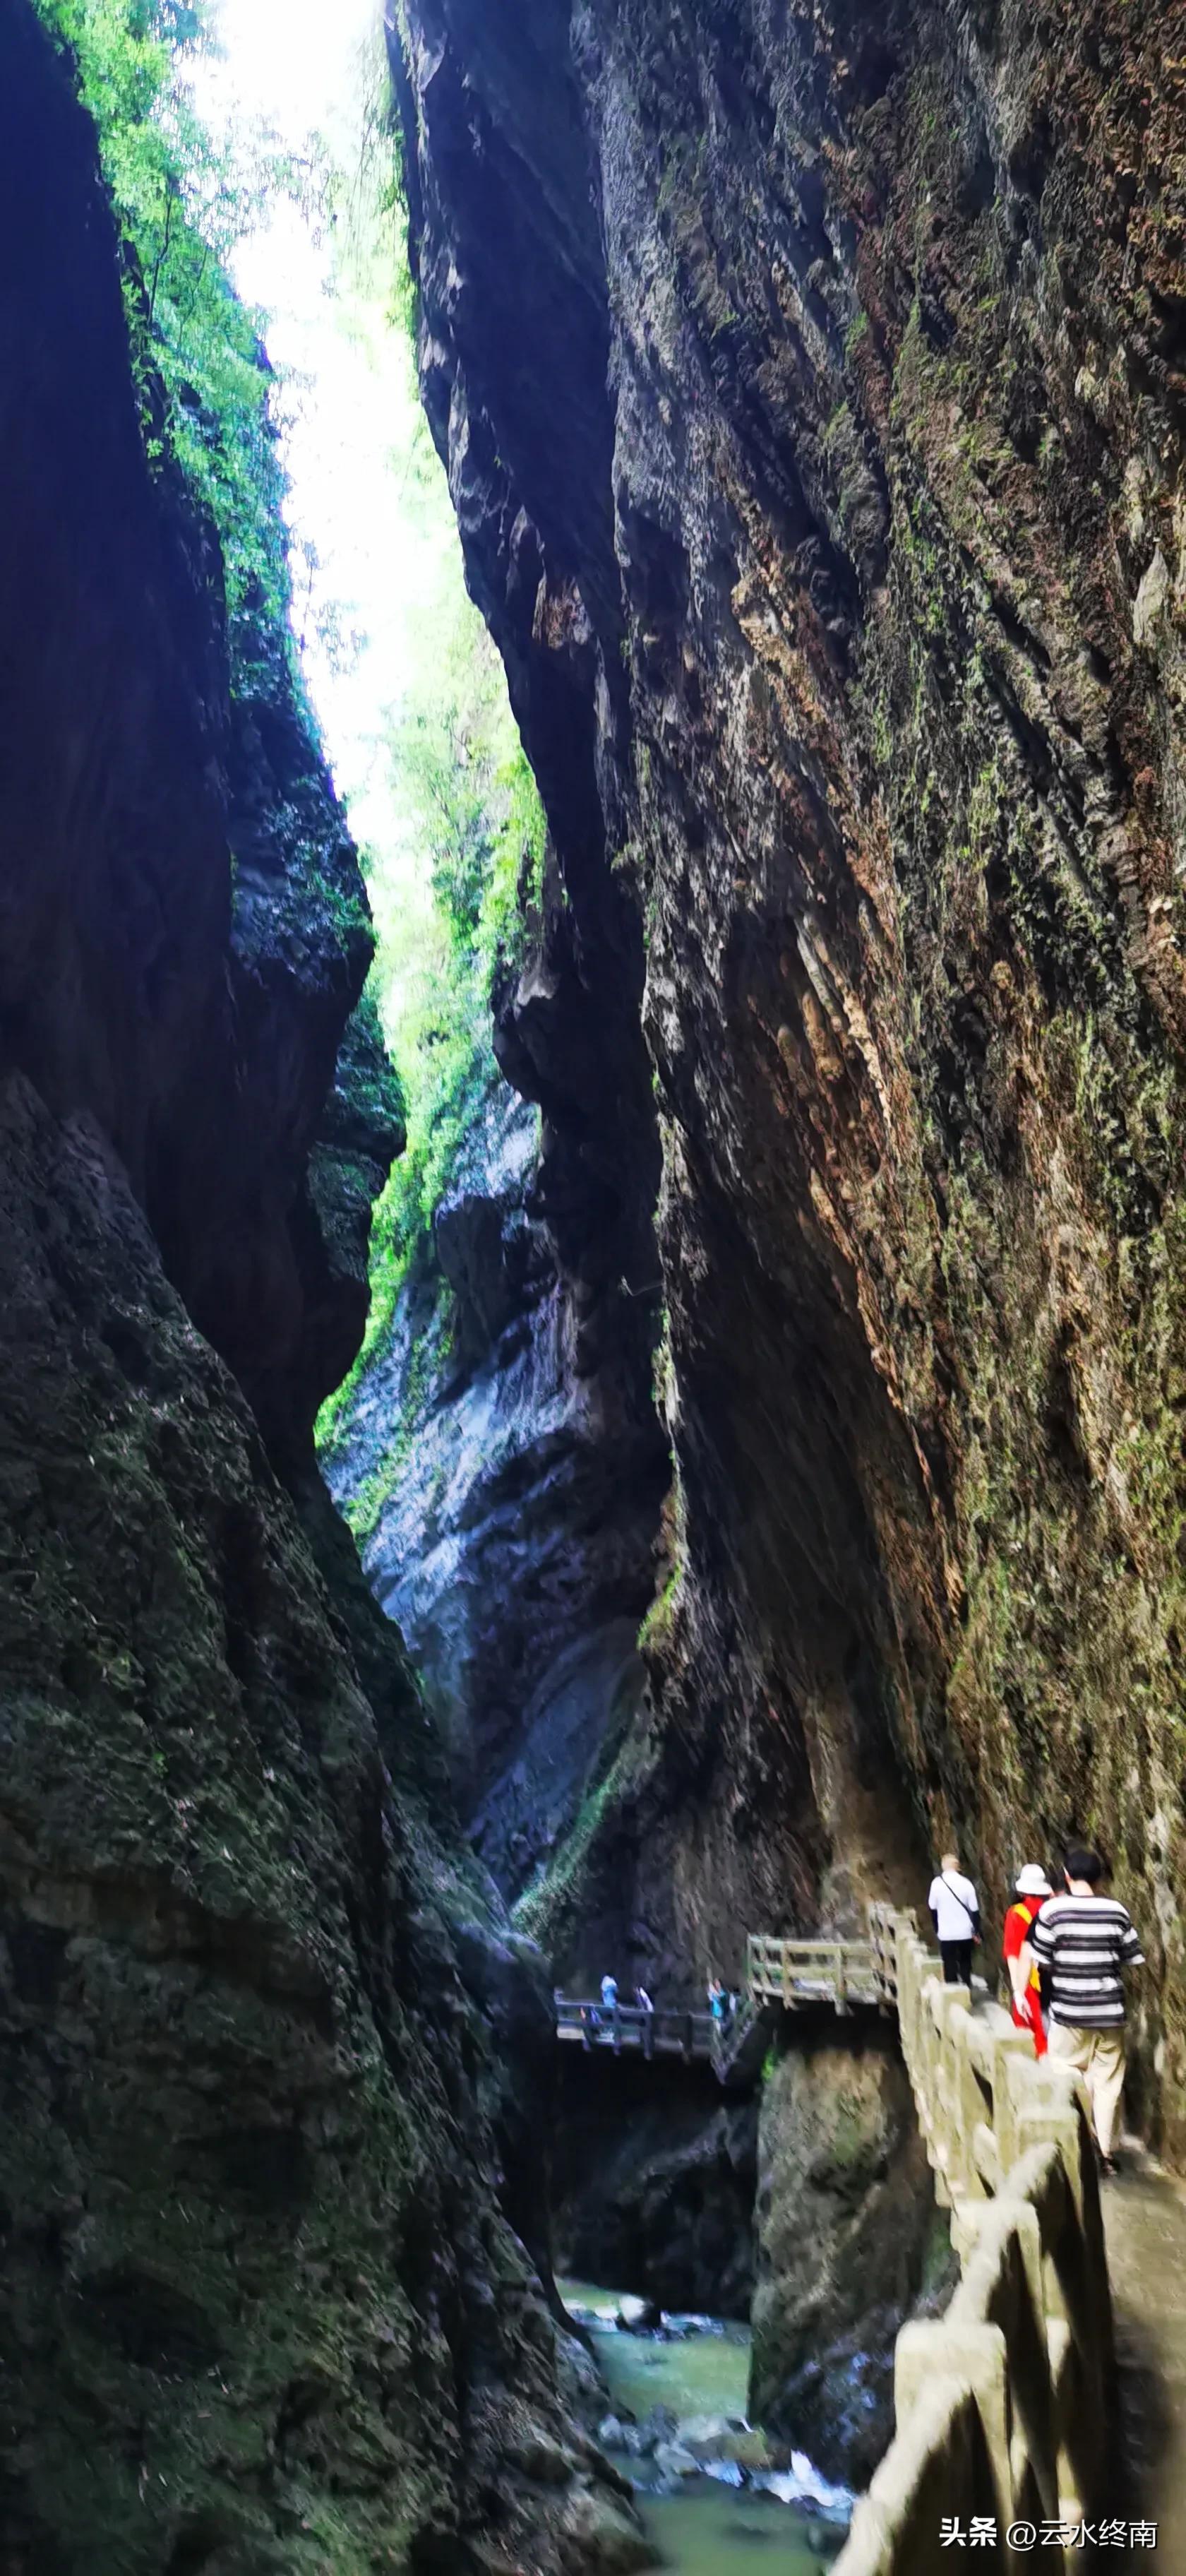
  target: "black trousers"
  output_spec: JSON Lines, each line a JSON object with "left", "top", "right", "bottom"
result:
{"left": 940, "top": 1939, "right": 974, "bottom": 1987}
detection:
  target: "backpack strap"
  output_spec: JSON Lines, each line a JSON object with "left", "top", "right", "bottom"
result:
{"left": 940, "top": 1871, "right": 976, "bottom": 1931}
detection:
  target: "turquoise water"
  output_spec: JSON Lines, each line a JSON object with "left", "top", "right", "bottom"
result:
{"left": 560, "top": 2282, "right": 849, "bottom": 2576}
{"left": 642, "top": 2488, "right": 838, "bottom": 2575}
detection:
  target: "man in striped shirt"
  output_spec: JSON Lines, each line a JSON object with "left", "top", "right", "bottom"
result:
{"left": 1024, "top": 1847, "right": 1144, "bottom": 2175}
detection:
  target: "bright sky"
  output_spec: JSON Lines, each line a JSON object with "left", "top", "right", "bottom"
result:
{"left": 192, "top": 0, "right": 455, "bottom": 869}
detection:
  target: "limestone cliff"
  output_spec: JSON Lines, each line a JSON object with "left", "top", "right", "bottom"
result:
{"left": 325, "top": 1075, "right": 667, "bottom": 1904}
{"left": 0, "top": 7, "right": 646, "bottom": 2567}
{"left": 393, "top": 0, "right": 1186, "bottom": 2145}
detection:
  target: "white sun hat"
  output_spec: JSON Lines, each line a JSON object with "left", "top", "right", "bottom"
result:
{"left": 1015, "top": 1864, "right": 1053, "bottom": 1896}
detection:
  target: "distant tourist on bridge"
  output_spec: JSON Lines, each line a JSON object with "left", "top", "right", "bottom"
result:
{"left": 707, "top": 1975, "right": 726, "bottom": 2023}
{"left": 600, "top": 1972, "right": 618, "bottom": 2014}
{"left": 1023, "top": 1847, "right": 1145, "bottom": 2176}
{"left": 636, "top": 1985, "right": 654, "bottom": 2013}
{"left": 1002, "top": 1864, "right": 1053, "bottom": 2056}
{"left": 928, "top": 1850, "right": 982, "bottom": 1987}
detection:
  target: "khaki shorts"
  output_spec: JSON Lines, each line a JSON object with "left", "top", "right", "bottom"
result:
{"left": 1047, "top": 2021, "right": 1126, "bottom": 2156}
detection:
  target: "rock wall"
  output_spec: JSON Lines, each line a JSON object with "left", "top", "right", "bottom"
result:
{"left": 325, "top": 1079, "right": 667, "bottom": 1905}
{"left": 2, "top": 0, "right": 405, "bottom": 1494}
{"left": 0, "top": 9, "right": 645, "bottom": 2568}
{"left": 394, "top": 0, "right": 1186, "bottom": 2146}
{"left": 750, "top": 2024, "right": 954, "bottom": 2483}
{"left": 551, "top": 2053, "right": 758, "bottom": 2322}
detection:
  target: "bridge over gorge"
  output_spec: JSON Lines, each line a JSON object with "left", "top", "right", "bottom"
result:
{"left": 558, "top": 1911, "right": 1178, "bottom": 2574}
{"left": 554, "top": 1928, "right": 889, "bottom": 2084}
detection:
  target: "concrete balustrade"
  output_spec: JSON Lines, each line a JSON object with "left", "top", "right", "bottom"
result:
{"left": 833, "top": 1911, "right": 1113, "bottom": 2576}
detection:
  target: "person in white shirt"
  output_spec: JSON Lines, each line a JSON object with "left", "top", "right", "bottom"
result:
{"left": 599, "top": 1972, "right": 618, "bottom": 2012}
{"left": 927, "top": 1851, "right": 981, "bottom": 1989}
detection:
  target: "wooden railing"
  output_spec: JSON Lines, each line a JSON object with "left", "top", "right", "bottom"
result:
{"left": 554, "top": 1998, "right": 718, "bottom": 2061}
{"left": 833, "top": 1911, "right": 1113, "bottom": 2576}
{"left": 746, "top": 1930, "right": 882, "bottom": 2012}
{"left": 712, "top": 1984, "right": 761, "bottom": 2079}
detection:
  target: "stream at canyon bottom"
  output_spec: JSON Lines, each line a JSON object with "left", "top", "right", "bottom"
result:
{"left": 560, "top": 2282, "right": 851, "bottom": 2575}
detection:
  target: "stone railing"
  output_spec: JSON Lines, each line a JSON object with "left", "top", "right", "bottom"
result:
{"left": 834, "top": 1911, "right": 1113, "bottom": 2576}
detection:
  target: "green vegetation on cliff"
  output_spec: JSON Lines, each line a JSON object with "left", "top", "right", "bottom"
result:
{"left": 40, "top": 0, "right": 546, "bottom": 1445}
{"left": 316, "top": 604, "right": 544, "bottom": 1473}
{"left": 32, "top": 0, "right": 297, "bottom": 671}
{"left": 358, "top": 622, "right": 544, "bottom": 1359}
{"left": 311, "top": 195, "right": 546, "bottom": 1460}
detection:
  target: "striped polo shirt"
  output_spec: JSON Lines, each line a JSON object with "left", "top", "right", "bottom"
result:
{"left": 1029, "top": 1892, "right": 1144, "bottom": 2028}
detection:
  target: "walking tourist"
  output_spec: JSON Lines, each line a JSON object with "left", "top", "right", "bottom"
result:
{"left": 600, "top": 1971, "right": 618, "bottom": 2013}
{"left": 1024, "top": 1847, "right": 1144, "bottom": 2174}
{"left": 1002, "top": 1863, "right": 1053, "bottom": 2056}
{"left": 636, "top": 1984, "right": 654, "bottom": 2012}
{"left": 707, "top": 1975, "right": 726, "bottom": 2022}
{"left": 928, "top": 1849, "right": 982, "bottom": 1988}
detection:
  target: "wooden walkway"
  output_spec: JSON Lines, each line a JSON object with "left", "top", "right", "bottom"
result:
{"left": 555, "top": 1909, "right": 901, "bottom": 2087}
{"left": 556, "top": 1999, "right": 719, "bottom": 2061}
{"left": 555, "top": 1993, "right": 770, "bottom": 2085}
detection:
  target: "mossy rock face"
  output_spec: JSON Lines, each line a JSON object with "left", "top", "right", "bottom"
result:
{"left": 749, "top": 2032, "right": 954, "bottom": 2483}
{"left": 0, "top": 1075, "right": 637, "bottom": 2572}
{"left": 394, "top": 0, "right": 1186, "bottom": 2147}
{"left": 0, "top": 1078, "right": 441, "bottom": 2565}
{"left": 0, "top": 0, "right": 395, "bottom": 1493}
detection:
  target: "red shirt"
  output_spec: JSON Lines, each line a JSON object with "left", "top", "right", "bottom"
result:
{"left": 1003, "top": 1896, "right": 1044, "bottom": 1992}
